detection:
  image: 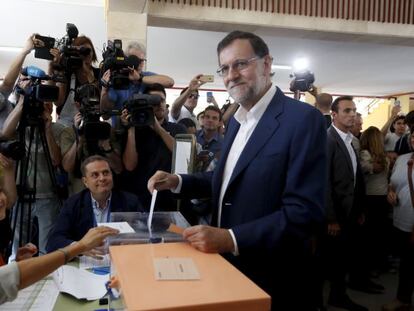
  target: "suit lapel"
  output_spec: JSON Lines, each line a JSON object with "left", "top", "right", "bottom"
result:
{"left": 227, "top": 88, "right": 283, "bottom": 187}
{"left": 328, "top": 126, "right": 354, "bottom": 174}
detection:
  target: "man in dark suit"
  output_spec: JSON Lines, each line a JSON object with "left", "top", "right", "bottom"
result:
{"left": 325, "top": 96, "right": 369, "bottom": 311}
{"left": 148, "top": 31, "right": 327, "bottom": 310}
{"left": 46, "top": 155, "right": 142, "bottom": 256}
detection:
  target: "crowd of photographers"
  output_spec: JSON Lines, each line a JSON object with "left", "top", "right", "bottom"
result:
{"left": 0, "top": 29, "right": 227, "bottom": 261}
{"left": 1, "top": 27, "right": 414, "bottom": 310}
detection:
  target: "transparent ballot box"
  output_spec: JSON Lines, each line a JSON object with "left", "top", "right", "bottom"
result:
{"left": 107, "top": 211, "right": 190, "bottom": 245}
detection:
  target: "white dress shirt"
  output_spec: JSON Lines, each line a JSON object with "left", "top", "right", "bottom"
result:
{"left": 332, "top": 124, "right": 357, "bottom": 180}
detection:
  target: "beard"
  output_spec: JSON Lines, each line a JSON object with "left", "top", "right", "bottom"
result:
{"left": 228, "top": 82, "right": 256, "bottom": 105}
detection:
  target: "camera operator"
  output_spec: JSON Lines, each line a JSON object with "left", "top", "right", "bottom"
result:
{"left": 0, "top": 35, "right": 39, "bottom": 134}
{"left": 100, "top": 42, "right": 174, "bottom": 129}
{"left": 2, "top": 76, "right": 65, "bottom": 258}
{"left": 48, "top": 36, "right": 100, "bottom": 127}
{"left": 122, "top": 83, "right": 186, "bottom": 210}
{"left": 60, "top": 103, "right": 122, "bottom": 195}
{"left": 169, "top": 74, "right": 206, "bottom": 128}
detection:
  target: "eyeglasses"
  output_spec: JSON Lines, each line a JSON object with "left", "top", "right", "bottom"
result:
{"left": 216, "top": 56, "right": 263, "bottom": 77}
{"left": 189, "top": 94, "right": 199, "bottom": 99}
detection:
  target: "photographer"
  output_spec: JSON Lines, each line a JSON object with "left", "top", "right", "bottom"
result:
{"left": 169, "top": 74, "right": 206, "bottom": 128}
{"left": 122, "top": 83, "right": 186, "bottom": 210}
{"left": 60, "top": 92, "right": 122, "bottom": 195}
{"left": 0, "top": 35, "right": 39, "bottom": 134}
{"left": 2, "top": 76, "right": 65, "bottom": 258}
{"left": 100, "top": 42, "right": 174, "bottom": 129}
{"left": 49, "top": 36, "right": 100, "bottom": 127}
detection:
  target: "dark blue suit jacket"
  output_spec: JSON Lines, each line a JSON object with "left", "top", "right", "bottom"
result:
{"left": 180, "top": 87, "right": 327, "bottom": 308}
{"left": 46, "top": 189, "right": 142, "bottom": 253}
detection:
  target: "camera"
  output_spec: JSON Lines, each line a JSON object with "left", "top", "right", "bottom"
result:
{"left": 100, "top": 39, "right": 141, "bottom": 90}
{"left": 124, "top": 94, "right": 163, "bottom": 128}
{"left": 35, "top": 23, "right": 87, "bottom": 73}
{"left": 0, "top": 140, "right": 25, "bottom": 161}
{"left": 289, "top": 70, "right": 315, "bottom": 93}
{"left": 18, "top": 66, "right": 61, "bottom": 123}
{"left": 75, "top": 84, "right": 111, "bottom": 141}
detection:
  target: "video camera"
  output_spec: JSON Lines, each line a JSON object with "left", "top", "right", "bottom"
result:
{"left": 0, "top": 140, "right": 25, "bottom": 161}
{"left": 17, "top": 66, "right": 62, "bottom": 123}
{"left": 289, "top": 70, "right": 315, "bottom": 93}
{"left": 75, "top": 84, "right": 112, "bottom": 142}
{"left": 34, "top": 23, "right": 88, "bottom": 73}
{"left": 123, "top": 94, "right": 163, "bottom": 128}
{"left": 100, "top": 39, "right": 141, "bottom": 90}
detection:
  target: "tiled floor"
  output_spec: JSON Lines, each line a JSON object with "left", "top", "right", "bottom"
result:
{"left": 325, "top": 271, "right": 413, "bottom": 311}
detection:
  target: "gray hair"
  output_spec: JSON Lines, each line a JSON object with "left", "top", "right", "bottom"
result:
{"left": 125, "top": 41, "right": 146, "bottom": 56}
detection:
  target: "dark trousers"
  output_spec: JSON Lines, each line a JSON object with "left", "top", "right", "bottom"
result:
{"left": 365, "top": 195, "right": 392, "bottom": 270}
{"left": 321, "top": 223, "right": 369, "bottom": 300}
{"left": 394, "top": 227, "right": 414, "bottom": 304}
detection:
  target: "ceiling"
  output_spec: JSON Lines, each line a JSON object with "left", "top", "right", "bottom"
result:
{"left": 1, "top": 0, "right": 414, "bottom": 97}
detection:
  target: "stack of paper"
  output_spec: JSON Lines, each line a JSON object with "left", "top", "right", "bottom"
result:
{"left": 53, "top": 265, "right": 108, "bottom": 300}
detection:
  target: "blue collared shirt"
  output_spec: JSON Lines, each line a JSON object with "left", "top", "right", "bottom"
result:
{"left": 91, "top": 193, "right": 112, "bottom": 225}
{"left": 196, "top": 130, "right": 224, "bottom": 156}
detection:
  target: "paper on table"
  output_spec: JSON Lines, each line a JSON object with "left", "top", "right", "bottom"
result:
{"left": 79, "top": 254, "right": 111, "bottom": 270}
{"left": 147, "top": 189, "right": 157, "bottom": 238}
{"left": 53, "top": 265, "right": 108, "bottom": 300}
{"left": 154, "top": 257, "right": 200, "bottom": 280}
{"left": 1, "top": 278, "right": 59, "bottom": 311}
{"left": 97, "top": 221, "right": 135, "bottom": 233}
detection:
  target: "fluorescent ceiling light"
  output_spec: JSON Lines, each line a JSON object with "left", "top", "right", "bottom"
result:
{"left": 0, "top": 47, "right": 22, "bottom": 53}
{"left": 271, "top": 65, "right": 292, "bottom": 70}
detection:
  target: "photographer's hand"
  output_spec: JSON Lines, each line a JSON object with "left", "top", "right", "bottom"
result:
{"left": 120, "top": 109, "right": 130, "bottom": 127}
{"left": 129, "top": 68, "right": 141, "bottom": 83}
{"left": 73, "top": 112, "right": 82, "bottom": 130}
{"left": 189, "top": 74, "right": 206, "bottom": 91}
{"left": 101, "top": 69, "right": 111, "bottom": 87}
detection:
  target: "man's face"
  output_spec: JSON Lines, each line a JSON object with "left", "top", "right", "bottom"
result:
{"left": 185, "top": 92, "right": 199, "bottom": 111}
{"left": 128, "top": 48, "right": 146, "bottom": 72}
{"left": 394, "top": 119, "right": 406, "bottom": 135}
{"left": 332, "top": 100, "right": 356, "bottom": 132}
{"left": 203, "top": 110, "right": 220, "bottom": 132}
{"left": 219, "top": 39, "right": 271, "bottom": 108}
{"left": 150, "top": 90, "right": 167, "bottom": 121}
{"left": 82, "top": 160, "right": 113, "bottom": 196}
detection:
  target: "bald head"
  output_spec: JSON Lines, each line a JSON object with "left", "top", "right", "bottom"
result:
{"left": 316, "top": 93, "right": 333, "bottom": 113}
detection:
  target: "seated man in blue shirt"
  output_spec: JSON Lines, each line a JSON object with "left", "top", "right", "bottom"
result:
{"left": 196, "top": 105, "right": 224, "bottom": 171}
{"left": 100, "top": 42, "right": 174, "bottom": 129}
{"left": 46, "top": 155, "right": 142, "bottom": 257}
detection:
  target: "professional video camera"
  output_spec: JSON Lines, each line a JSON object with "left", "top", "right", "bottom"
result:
{"left": 75, "top": 84, "right": 111, "bottom": 141}
{"left": 289, "top": 70, "right": 315, "bottom": 93}
{"left": 34, "top": 23, "right": 88, "bottom": 72}
{"left": 0, "top": 140, "right": 25, "bottom": 161}
{"left": 123, "top": 94, "right": 163, "bottom": 128}
{"left": 100, "top": 39, "right": 141, "bottom": 90}
{"left": 17, "top": 66, "right": 62, "bottom": 123}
